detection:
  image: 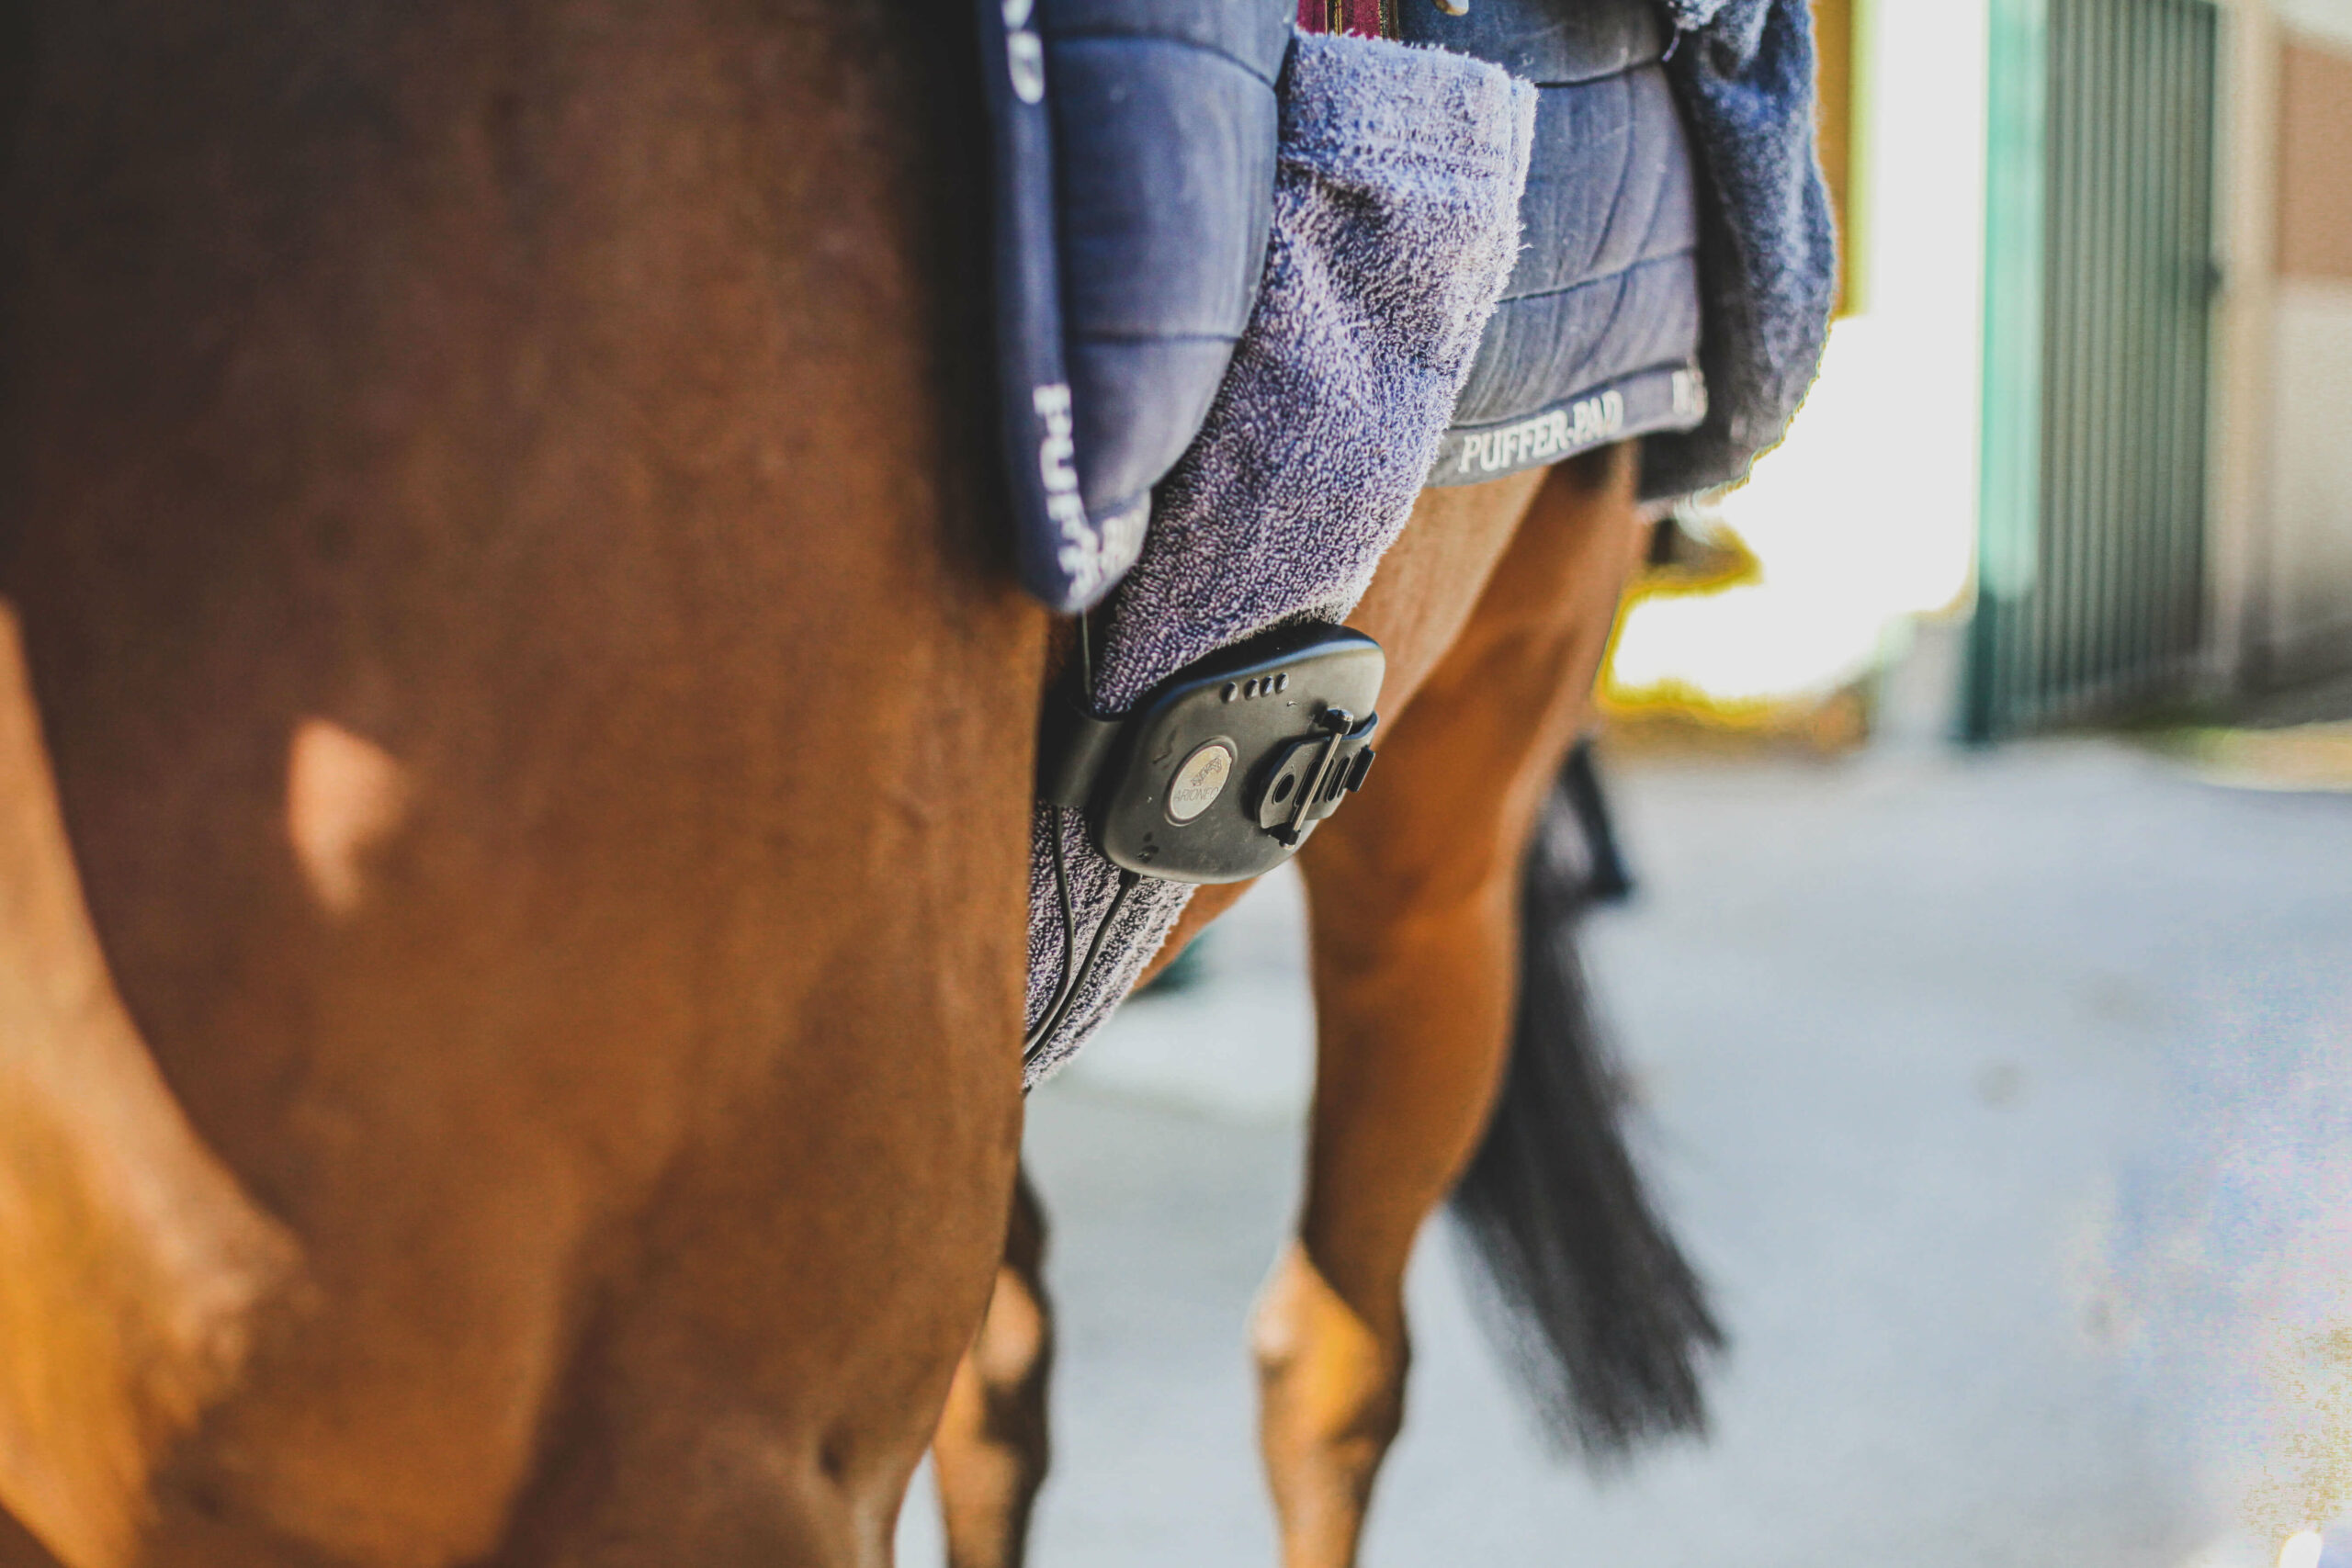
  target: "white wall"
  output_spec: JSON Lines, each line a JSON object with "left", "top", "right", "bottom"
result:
{"left": 1606, "top": 0, "right": 1992, "bottom": 705}
{"left": 2262, "top": 279, "right": 2352, "bottom": 682}
{"left": 2214, "top": 6, "right": 2352, "bottom": 691}
{"left": 2276, "top": 0, "right": 2352, "bottom": 51}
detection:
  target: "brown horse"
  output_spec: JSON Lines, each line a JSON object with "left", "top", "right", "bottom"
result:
{"left": 0, "top": 1, "right": 1046, "bottom": 1564}
{"left": 0, "top": 4, "right": 1707, "bottom": 1568}
{"left": 932, "top": 443, "right": 1720, "bottom": 1568}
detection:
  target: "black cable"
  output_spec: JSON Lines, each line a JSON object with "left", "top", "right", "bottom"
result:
{"left": 1024, "top": 608, "right": 1105, "bottom": 1064}
{"left": 1023, "top": 816, "right": 1079, "bottom": 1056}
{"left": 1023, "top": 867, "right": 1143, "bottom": 1066}
{"left": 1024, "top": 610, "right": 1091, "bottom": 1061}
{"left": 1025, "top": 866, "right": 1139, "bottom": 1064}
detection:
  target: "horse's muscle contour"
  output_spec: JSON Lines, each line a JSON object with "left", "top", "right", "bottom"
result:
{"left": 0, "top": 1, "right": 1039, "bottom": 1563}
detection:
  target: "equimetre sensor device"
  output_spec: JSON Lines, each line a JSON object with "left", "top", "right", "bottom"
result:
{"left": 1036, "top": 624, "right": 1384, "bottom": 884}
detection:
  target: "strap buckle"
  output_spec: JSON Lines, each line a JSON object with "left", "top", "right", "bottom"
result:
{"left": 1253, "top": 707, "right": 1379, "bottom": 845}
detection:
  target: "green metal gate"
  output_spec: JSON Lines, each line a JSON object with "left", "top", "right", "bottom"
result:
{"left": 1965, "top": 0, "right": 2219, "bottom": 739}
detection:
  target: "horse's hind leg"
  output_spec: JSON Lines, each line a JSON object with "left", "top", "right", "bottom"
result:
{"left": 932, "top": 1168, "right": 1053, "bottom": 1568}
{"left": 1256, "top": 446, "right": 1645, "bottom": 1568}
{"left": 925, "top": 470, "right": 1549, "bottom": 1568}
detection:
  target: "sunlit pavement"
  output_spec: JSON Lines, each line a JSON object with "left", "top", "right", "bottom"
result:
{"left": 898, "top": 737, "right": 2352, "bottom": 1568}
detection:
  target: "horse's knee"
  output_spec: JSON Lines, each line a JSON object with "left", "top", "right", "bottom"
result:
{"left": 933, "top": 1178, "right": 1052, "bottom": 1568}
{"left": 1251, "top": 1244, "right": 1407, "bottom": 1568}
{"left": 955, "top": 1260, "right": 1052, "bottom": 1434}
{"left": 1252, "top": 1244, "right": 1406, "bottom": 1436}
{"left": 972, "top": 1171, "right": 1051, "bottom": 1412}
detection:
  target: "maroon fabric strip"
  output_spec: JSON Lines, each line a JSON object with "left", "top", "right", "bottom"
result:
{"left": 1295, "top": 0, "right": 1391, "bottom": 39}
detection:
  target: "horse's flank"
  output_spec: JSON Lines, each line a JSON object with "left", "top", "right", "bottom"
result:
{"left": 0, "top": 0, "right": 1041, "bottom": 1562}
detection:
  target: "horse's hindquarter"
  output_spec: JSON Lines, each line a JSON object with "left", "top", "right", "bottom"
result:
{"left": 1, "top": 2, "right": 1037, "bottom": 1563}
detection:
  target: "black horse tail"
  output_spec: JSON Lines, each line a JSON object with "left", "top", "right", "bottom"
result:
{"left": 1447, "top": 741, "right": 1723, "bottom": 1460}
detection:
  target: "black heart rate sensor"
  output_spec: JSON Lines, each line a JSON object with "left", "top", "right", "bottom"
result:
{"left": 1025, "top": 622, "right": 1385, "bottom": 1065}
{"left": 1037, "top": 623, "right": 1384, "bottom": 885}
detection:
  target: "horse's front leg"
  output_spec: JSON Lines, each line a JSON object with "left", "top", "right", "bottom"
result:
{"left": 1256, "top": 445, "right": 1645, "bottom": 1568}
{"left": 932, "top": 1168, "right": 1053, "bottom": 1568}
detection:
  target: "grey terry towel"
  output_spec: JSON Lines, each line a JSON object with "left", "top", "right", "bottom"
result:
{"left": 1642, "top": 0, "right": 1838, "bottom": 497}
{"left": 1023, "top": 31, "right": 1537, "bottom": 1087}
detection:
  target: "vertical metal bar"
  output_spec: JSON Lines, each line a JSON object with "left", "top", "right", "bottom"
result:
{"left": 2095, "top": 0, "right": 2128, "bottom": 708}
{"left": 2120, "top": 0, "right": 2143, "bottom": 701}
{"left": 2063, "top": 0, "right": 2098, "bottom": 719}
{"left": 2111, "top": 0, "right": 2139, "bottom": 704}
{"left": 2037, "top": 0, "right": 2066, "bottom": 723}
{"left": 2075, "top": 0, "right": 2113, "bottom": 717}
{"left": 1983, "top": 0, "right": 2218, "bottom": 734}
{"left": 2154, "top": 0, "right": 2183, "bottom": 682}
{"left": 2181, "top": 1, "right": 2216, "bottom": 664}
{"left": 2154, "top": 0, "right": 2185, "bottom": 684}
{"left": 2034, "top": 0, "right": 2072, "bottom": 727}
{"left": 2063, "top": 0, "right": 2099, "bottom": 716}
{"left": 2041, "top": 0, "right": 2075, "bottom": 728}
{"left": 2048, "top": 0, "right": 2081, "bottom": 721}
{"left": 1969, "top": 0, "right": 2052, "bottom": 740}
{"left": 2171, "top": 0, "right": 2193, "bottom": 675}
{"left": 2178, "top": 3, "right": 2211, "bottom": 689}
{"left": 2155, "top": 0, "right": 2176, "bottom": 692}
{"left": 2094, "top": 0, "right": 2124, "bottom": 706}
{"left": 2154, "top": 0, "right": 2185, "bottom": 681}
{"left": 2153, "top": 0, "right": 2186, "bottom": 682}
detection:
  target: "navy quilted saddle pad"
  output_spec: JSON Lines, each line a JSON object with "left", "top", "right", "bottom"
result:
{"left": 1396, "top": 0, "right": 1705, "bottom": 485}
{"left": 978, "top": 0, "right": 1703, "bottom": 610}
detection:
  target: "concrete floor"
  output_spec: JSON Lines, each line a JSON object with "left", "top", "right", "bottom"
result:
{"left": 899, "top": 738, "right": 2352, "bottom": 1568}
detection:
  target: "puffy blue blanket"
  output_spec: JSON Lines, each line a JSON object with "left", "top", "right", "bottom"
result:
{"left": 986, "top": 0, "right": 1837, "bottom": 1074}
{"left": 1398, "top": 0, "right": 1711, "bottom": 488}
{"left": 979, "top": 0, "right": 1835, "bottom": 609}
{"left": 1644, "top": 0, "right": 1837, "bottom": 499}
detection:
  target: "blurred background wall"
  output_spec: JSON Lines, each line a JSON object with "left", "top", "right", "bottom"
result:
{"left": 1606, "top": 0, "right": 2352, "bottom": 743}
{"left": 2237, "top": 0, "right": 2352, "bottom": 697}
